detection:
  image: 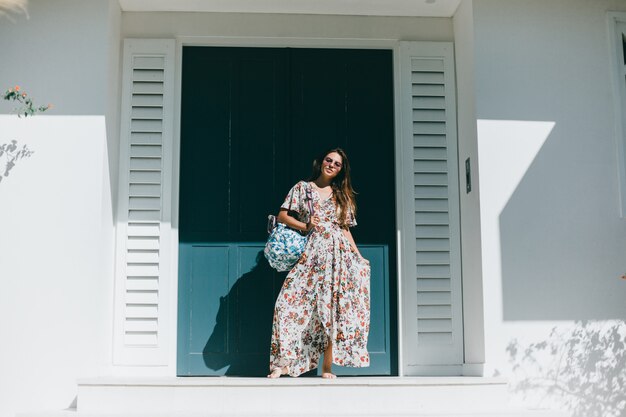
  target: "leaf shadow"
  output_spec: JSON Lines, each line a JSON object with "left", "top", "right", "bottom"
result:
{"left": 506, "top": 321, "right": 626, "bottom": 417}
{"left": 0, "top": 139, "right": 34, "bottom": 183}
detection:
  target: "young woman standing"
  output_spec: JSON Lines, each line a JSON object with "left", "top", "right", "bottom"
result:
{"left": 267, "top": 148, "right": 371, "bottom": 379}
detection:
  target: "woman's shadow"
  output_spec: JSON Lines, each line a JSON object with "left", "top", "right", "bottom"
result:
{"left": 202, "top": 250, "right": 318, "bottom": 377}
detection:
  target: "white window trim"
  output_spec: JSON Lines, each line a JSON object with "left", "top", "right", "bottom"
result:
{"left": 607, "top": 12, "right": 626, "bottom": 218}
{"left": 169, "top": 36, "right": 410, "bottom": 376}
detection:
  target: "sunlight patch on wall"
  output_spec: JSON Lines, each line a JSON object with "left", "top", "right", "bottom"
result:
{"left": 477, "top": 119, "right": 555, "bottom": 215}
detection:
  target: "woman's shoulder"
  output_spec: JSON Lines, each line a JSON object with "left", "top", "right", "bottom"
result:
{"left": 292, "top": 180, "right": 309, "bottom": 189}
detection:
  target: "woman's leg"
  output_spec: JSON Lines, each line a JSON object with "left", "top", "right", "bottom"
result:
{"left": 321, "top": 338, "right": 336, "bottom": 378}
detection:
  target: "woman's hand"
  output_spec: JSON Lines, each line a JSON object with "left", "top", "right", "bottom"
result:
{"left": 306, "top": 214, "right": 320, "bottom": 232}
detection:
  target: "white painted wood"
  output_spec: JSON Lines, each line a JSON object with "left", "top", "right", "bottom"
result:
{"left": 76, "top": 377, "right": 511, "bottom": 415}
{"left": 113, "top": 38, "right": 175, "bottom": 366}
{"left": 118, "top": 0, "right": 462, "bottom": 17}
{"left": 399, "top": 42, "right": 463, "bottom": 372}
{"left": 607, "top": 13, "right": 626, "bottom": 218}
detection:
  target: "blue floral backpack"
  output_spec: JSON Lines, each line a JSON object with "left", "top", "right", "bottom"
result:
{"left": 264, "top": 183, "right": 314, "bottom": 272}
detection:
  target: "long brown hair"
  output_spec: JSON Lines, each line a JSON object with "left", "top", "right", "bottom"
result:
{"left": 308, "top": 148, "right": 356, "bottom": 227}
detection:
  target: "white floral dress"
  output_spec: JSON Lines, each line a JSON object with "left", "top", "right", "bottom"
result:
{"left": 269, "top": 180, "right": 371, "bottom": 376}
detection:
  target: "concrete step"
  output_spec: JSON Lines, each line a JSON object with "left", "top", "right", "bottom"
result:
{"left": 75, "top": 376, "right": 512, "bottom": 415}
{"left": 16, "top": 377, "right": 572, "bottom": 417}
{"left": 19, "top": 409, "right": 571, "bottom": 417}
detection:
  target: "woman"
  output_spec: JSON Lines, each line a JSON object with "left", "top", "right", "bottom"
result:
{"left": 267, "top": 148, "right": 371, "bottom": 379}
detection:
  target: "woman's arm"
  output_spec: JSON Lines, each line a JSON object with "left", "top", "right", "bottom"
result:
{"left": 277, "top": 209, "right": 317, "bottom": 232}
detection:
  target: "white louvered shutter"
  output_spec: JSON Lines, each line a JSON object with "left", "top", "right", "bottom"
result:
{"left": 114, "top": 39, "right": 175, "bottom": 365}
{"left": 399, "top": 42, "right": 463, "bottom": 372}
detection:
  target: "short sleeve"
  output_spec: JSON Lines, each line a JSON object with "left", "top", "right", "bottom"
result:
{"left": 280, "top": 181, "right": 306, "bottom": 214}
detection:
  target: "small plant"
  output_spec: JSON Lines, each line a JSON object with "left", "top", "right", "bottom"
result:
{"left": 1, "top": 85, "right": 51, "bottom": 184}
{"left": 2, "top": 85, "right": 51, "bottom": 117}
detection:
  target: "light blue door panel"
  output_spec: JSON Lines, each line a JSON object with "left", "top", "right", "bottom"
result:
{"left": 178, "top": 243, "right": 390, "bottom": 376}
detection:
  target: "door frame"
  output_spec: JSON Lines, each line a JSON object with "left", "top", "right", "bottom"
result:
{"left": 169, "top": 36, "right": 420, "bottom": 377}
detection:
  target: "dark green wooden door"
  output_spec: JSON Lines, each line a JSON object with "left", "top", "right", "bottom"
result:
{"left": 178, "top": 47, "right": 396, "bottom": 376}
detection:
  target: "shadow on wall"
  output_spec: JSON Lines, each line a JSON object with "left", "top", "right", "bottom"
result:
{"left": 201, "top": 251, "right": 318, "bottom": 377}
{"left": 497, "top": 120, "right": 626, "bottom": 320}
{"left": 0, "top": 139, "right": 34, "bottom": 183}
{"left": 506, "top": 321, "right": 626, "bottom": 417}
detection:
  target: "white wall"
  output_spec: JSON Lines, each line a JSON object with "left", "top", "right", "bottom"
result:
{"left": 473, "top": 0, "right": 626, "bottom": 415}
{"left": 0, "top": 1, "right": 121, "bottom": 416}
{"left": 121, "top": 11, "right": 454, "bottom": 40}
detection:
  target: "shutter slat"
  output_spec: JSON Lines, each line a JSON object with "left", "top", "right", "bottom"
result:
{"left": 413, "top": 147, "right": 447, "bottom": 160}
{"left": 417, "top": 305, "right": 451, "bottom": 319}
{"left": 131, "top": 119, "right": 163, "bottom": 132}
{"left": 130, "top": 145, "right": 162, "bottom": 158}
{"left": 125, "top": 318, "right": 158, "bottom": 332}
{"left": 415, "top": 199, "right": 449, "bottom": 212}
{"left": 412, "top": 96, "right": 446, "bottom": 109}
{"left": 414, "top": 135, "right": 447, "bottom": 148}
{"left": 128, "top": 210, "right": 161, "bottom": 222}
{"left": 131, "top": 132, "right": 162, "bottom": 145}
{"left": 129, "top": 197, "right": 161, "bottom": 210}
{"left": 416, "top": 225, "right": 450, "bottom": 238}
{"left": 130, "top": 158, "right": 161, "bottom": 171}
{"left": 132, "top": 94, "right": 164, "bottom": 107}
{"left": 126, "top": 264, "right": 159, "bottom": 277}
{"left": 413, "top": 160, "right": 448, "bottom": 173}
{"left": 133, "top": 69, "right": 165, "bottom": 82}
{"left": 415, "top": 212, "right": 449, "bottom": 225}
{"left": 126, "top": 277, "right": 159, "bottom": 291}
{"left": 127, "top": 237, "right": 160, "bottom": 250}
{"left": 411, "top": 84, "right": 444, "bottom": 96}
{"left": 133, "top": 56, "right": 165, "bottom": 69}
{"left": 126, "top": 290, "right": 159, "bottom": 305}
{"left": 413, "top": 122, "right": 446, "bottom": 135}
{"left": 127, "top": 223, "right": 160, "bottom": 236}
{"left": 416, "top": 251, "right": 450, "bottom": 265}
{"left": 129, "top": 171, "right": 161, "bottom": 184}
{"left": 416, "top": 238, "right": 450, "bottom": 252}
{"left": 414, "top": 173, "right": 448, "bottom": 186}
{"left": 127, "top": 250, "right": 160, "bottom": 263}
{"left": 125, "top": 304, "right": 158, "bottom": 319}
{"left": 411, "top": 72, "right": 445, "bottom": 84}
{"left": 132, "top": 82, "right": 164, "bottom": 94}
{"left": 413, "top": 109, "right": 445, "bottom": 122}
{"left": 417, "top": 278, "right": 451, "bottom": 292}
{"left": 129, "top": 184, "right": 162, "bottom": 197}
{"left": 414, "top": 186, "right": 448, "bottom": 199}
{"left": 417, "top": 265, "right": 451, "bottom": 279}
{"left": 418, "top": 319, "right": 453, "bottom": 333}
{"left": 132, "top": 107, "right": 164, "bottom": 119}
{"left": 124, "top": 332, "right": 158, "bottom": 346}
{"left": 418, "top": 332, "right": 453, "bottom": 344}
{"left": 417, "top": 291, "right": 451, "bottom": 305}
{"left": 411, "top": 59, "right": 444, "bottom": 72}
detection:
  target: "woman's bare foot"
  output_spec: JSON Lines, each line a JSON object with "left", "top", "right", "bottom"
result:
{"left": 321, "top": 371, "right": 337, "bottom": 379}
{"left": 267, "top": 366, "right": 288, "bottom": 378}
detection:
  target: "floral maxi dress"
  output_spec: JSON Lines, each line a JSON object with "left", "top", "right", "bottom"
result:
{"left": 269, "top": 180, "right": 371, "bottom": 376}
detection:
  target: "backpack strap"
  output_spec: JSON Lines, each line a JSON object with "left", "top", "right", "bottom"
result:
{"left": 305, "top": 182, "right": 315, "bottom": 217}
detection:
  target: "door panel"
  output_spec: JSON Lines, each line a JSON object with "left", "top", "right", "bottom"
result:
{"left": 178, "top": 47, "right": 395, "bottom": 376}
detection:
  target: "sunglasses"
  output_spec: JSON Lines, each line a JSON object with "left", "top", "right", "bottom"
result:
{"left": 324, "top": 157, "right": 343, "bottom": 169}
